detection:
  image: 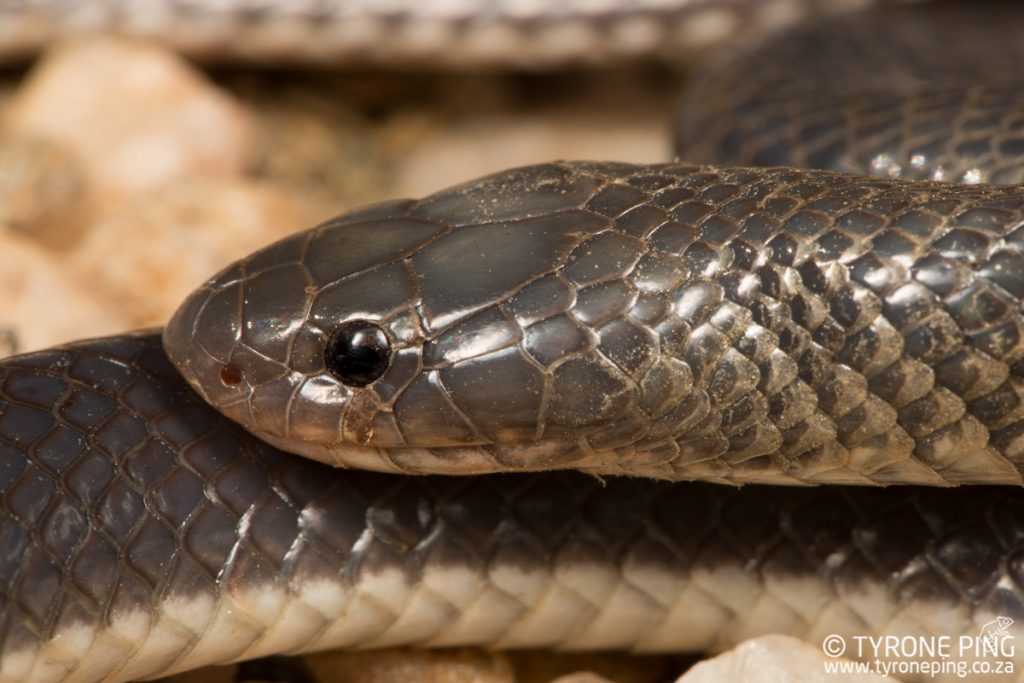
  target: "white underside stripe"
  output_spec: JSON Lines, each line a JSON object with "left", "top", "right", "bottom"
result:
{"left": 4, "top": 562, "right": 1021, "bottom": 683}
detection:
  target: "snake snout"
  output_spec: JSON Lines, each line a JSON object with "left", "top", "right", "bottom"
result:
{"left": 164, "top": 230, "right": 317, "bottom": 441}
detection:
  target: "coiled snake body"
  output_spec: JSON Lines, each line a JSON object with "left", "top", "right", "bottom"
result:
{"left": 5, "top": 2, "right": 1024, "bottom": 682}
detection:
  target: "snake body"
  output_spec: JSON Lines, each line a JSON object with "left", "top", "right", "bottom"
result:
{"left": 5, "top": 1, "right": 1024, "bottom": 682}
{"left": 0, "top": 0, "right": 878, "bottom": 67}
{"left": 5, "top": 334, "right": 1024, "bottom": 683}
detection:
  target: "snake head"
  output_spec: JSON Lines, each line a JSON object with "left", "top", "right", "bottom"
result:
{"left": 165, "top": 163, "right": 690, "bottom": 475}
{"left": 163, "top": 196, "right": 436, "bottom": 469}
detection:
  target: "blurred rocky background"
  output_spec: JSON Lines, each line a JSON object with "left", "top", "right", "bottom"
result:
{"left": 0, "top": 36, "right": 673, "bottom": 355}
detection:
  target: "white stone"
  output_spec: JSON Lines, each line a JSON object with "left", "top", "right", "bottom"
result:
{"left": 678, "top": 635, "right": 898, "bottom": 683}
{"left": 69, "top": 178, "right": 326, "bottom": 328}
{"left": 5, "top": 37, "right": 258, "bottom": 193}
{"left": 0, "top": 228, "right": 130, "bottom": 353}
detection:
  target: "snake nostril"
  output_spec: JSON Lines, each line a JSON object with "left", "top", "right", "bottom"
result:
{"left": 219, "top": 363, "right": 243, "bottom": 387}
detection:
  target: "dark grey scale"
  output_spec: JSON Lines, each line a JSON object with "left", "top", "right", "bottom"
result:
{"left": 523, "top": 314, "right": 594, "bottom": 367}
{"left": 561, "top": 231, "right": 646, "bottom": 288}
{"left": 302, "top": 216, "right": 443, "bottom": 291}
{"left": 545, "top": 351, "right": 635, "bottom": 433}
{"left": 981, "top": 249, "right": 1024, "bottom": 300}
{"left": 570, "top": 280, "right": 638, "bottom": 328}
{"left": 635, "top": 354, "right": 692, "bottom": 420}
{"left": 615, "top": 203, "right": 670, "bottom": 238}
{"left": 648, "top": 184, "right": 696, "bottom": 212}
{"left": 423, "top": 308, "right": 521, "bottom": 369}
{"left": 502, "top": 273, "right": 575, "bottom": 327}
{"left": 584, "top": 181, "right": 651, "bottom": 218}
{"left": 410, "top": 212, "right": 608, "bottom": 332}
{"left": 594, "top": 317, "right": 657, "bottom": 380}
{"left": 629, "top": 251, "right": 688, "bottom": 295}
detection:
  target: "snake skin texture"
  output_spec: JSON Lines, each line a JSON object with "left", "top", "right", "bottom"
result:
{"left": 678, "top": 1, "right": 1024, "bottom": 184}
{"left": 5, "top": 1, "right": 1024, "bottom": 681}
{"left": 167, "top": 160, "right": 1024, "bottom": 486}
{"left": 4, "top": 333, "right": 1024, "bottom": 683}
{"left": 0, "top": 0, "right": 880, "bottom": 66}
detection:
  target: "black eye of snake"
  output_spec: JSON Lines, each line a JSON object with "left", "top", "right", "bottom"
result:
{"left": 325, "top": 320, "right": 391, "bottom": 387}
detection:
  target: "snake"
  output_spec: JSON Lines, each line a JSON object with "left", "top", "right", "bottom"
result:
{"left": 5, "top": 1, "right": 1024, "bottom": 682}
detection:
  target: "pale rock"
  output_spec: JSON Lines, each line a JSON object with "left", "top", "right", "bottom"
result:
{"left": 0, "top": 228, "right": 130, "bottom": 353}
{"left": 70, "top": 178, "right": 328, "bottom": 328}
{"left": 678, "top": 635, "right": 898, "bottom": 683}
{"left": 5, "top": 37, "right": 259, "bottom": 193}
{"left": 550, "top": 673, "right": 617, "bottom": 683}
{"left": 0, "top": 136, "right": 91, "bottom": 250}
